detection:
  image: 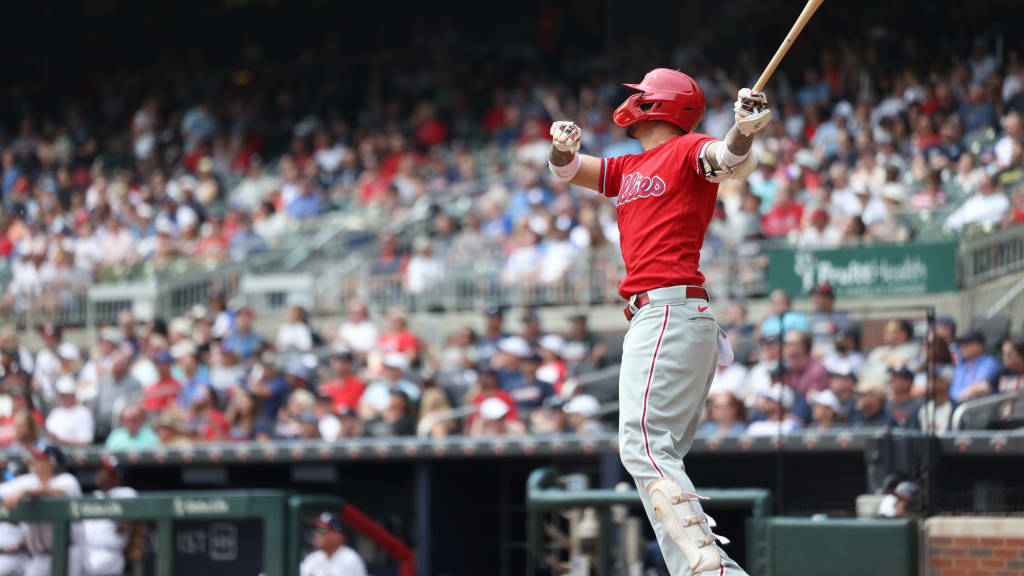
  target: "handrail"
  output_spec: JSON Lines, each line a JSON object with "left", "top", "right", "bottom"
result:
{"left": 416, "top": 404, "right": 480, "bottom": 437}
{"left": 951, "top": 391, "right": 1024, "bottom": 430}
{"left": 958, "top": 223, "right": 1024, "bottom": 287}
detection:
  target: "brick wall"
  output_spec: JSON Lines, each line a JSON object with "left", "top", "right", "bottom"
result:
{"left": 926, "top": 517, "right": 1024, "bottom": 576}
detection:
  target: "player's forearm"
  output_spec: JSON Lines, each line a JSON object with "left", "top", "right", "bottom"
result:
{"left": 549, "top": 144, "right": 574, "bottom": 168}
{"left": 724, "top": 124, "right": 754, "bottom": 156}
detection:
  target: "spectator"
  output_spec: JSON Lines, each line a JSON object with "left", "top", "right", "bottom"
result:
{"left": 375, "top": 310, "right": 421, "bottom": 365}
{"left": 699, "top": 392, "right": 747, "bottom": 435}
{"left": 993, "top": 338, "right": 1024, "bottom": 393}
{"left": 275, "top": 389, "right": 316, "bottom": 439}
{"left": 562, "top": 313, "right": 607, "bottom": 373}
{"left": 336, "top": 408, "right": 366, "bottom": 439}
{"left": 536, "top": 335, "right": 569, "bottom": 394}
{"left": 367, "top": 390, "right": 416, "bottom": 437}
{"left": 405, "top": 236, "right": 445, "bottom": 296}
{"left": 318, "top": 351, "right": 366, "bottom": 414}
{"left": 759, "top": 290, "right": 809, "bottom": 338}
{"left": 186, "top": 387, "right": 229, "bottom": 442}
{"left": 477, "top": 307, "right": 508, "bottom": 365}
{"left": 783, "top": 330, "right": 830, "bottom": 397}
{"left": 247, "top": 357, "right": 289, "bottom": 421}
{"left": 299, "top": 512, "right": 367, "bottom": 576}
{"left": 823, "top": 328, "right": 865, "bottom": 377}
{"left": 469, "top": 396, "right": 525, "bottom": 437}
{"left": 154, "top": 409, "right": 191, "bottom": 447}
{"left": 519, "top": 309, "right": 545, "bottom": 351}
{"left": 172, "top": 340, "right": 209, "bottom": 408}
{"left": 951, "top": 331, "right": 1002, "bottom": 402}
{"left": 93, "top": 352, "right": 142, "bottom": 440}
{"left": 439, "top": 326, "right": 480, "bottom": 376}
{"left": 224, "top": 389, "right": 262, "bottom": 441}
{"left": 371, "top": 231, "right": 406, "bottom": 276}
{"left": 746, "top": 387, "right": 801, "bottom": 436}
{"left": 142, "top": 351, "right": 181, "bottom": 414}
{"left": 863, "top": 320, "right": 920, "bottom": 382}
{"left": 564, "top": 394, "right": 602, "bottom": 435}
{"left": 277, "top": 303, "right": 315, "bottom": 354}
{"left": 808, "top": 283, "right": 851, "bottom": 357}
{"left": 104, "top": 404, "right": 159, "bottom": 450}
{"left": 222, "top": 306, "right": 263, "bottom": 360}
{"left": 359, "top": 354, "right": 420, "bottom": 421}
{"left": 82, "top": 457, "right": 137, "bottom": 576}
{"left": 418, "top": 379, "right": 454, "bottom": 438}
{"left": 468, "top": 369, "right": 518, "bottom": 426}
{"left": 809, "top": 389, "right": 843, "bottom": 430}
{"left": 852, "top": 379, "right": 895, "bottom": 427}
{"left": 761, "top": 182, "right": 804, "bottom": 238}
{"left": 44, "top": 376, "right": 95, "bottom": 446}
{"left": 528, "top": 397, "right": 570, "bottom": 435}
{"left": 334, "top": 299, "right": 378, "bottom": 357}
{"left": 793, "top": 209, "right": 840, "bottom": 249}
{"left": 887, "top": 367, "right": 922, "bottom": 428}
{"left": 503, "top": 353, "right": 554, "bottom": 416}
{"left": 918, "top": 365, "right": 956, "bottom": 434}
{"left": 944, "top": 174, "right": 1010, "bottom": 232}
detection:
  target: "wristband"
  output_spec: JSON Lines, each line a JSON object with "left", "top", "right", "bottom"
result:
{"left": 548, "top": 153, "right": 581, "bottom": 182}
{"left": 715, "top": 142, "right": 748, "bottom": 169}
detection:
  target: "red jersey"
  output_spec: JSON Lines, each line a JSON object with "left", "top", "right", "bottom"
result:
{"left": 599, "top": 133, "right": 718, "bottom": 298}
{"left": 319, "top": 376, "right": 366, "bottom": 412}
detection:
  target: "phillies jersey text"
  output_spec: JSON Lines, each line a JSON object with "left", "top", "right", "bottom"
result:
{"left": 599, "top": 133, "right": 718, "bottom": 298}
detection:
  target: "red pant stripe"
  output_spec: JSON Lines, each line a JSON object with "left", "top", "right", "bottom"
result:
{"left": 641, "top": 305, "right": 670, "bottom": 478}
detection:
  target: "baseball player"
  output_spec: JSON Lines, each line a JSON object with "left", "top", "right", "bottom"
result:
{"left": 0, "top": 460, "right": 28, "bottom": 576}
{"left": 549, "top": 68, "right": 771, "bottom": 576}
{"left": 0, "top": 440, "right": 85, "bottom": 576}
{"left": 81, "top": 457, "right": 137, "bottom": 576}
{"left": 298, "top": 512, "right": 367, "bottom": 576}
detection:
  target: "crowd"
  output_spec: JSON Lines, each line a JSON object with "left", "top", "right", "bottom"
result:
{"left": 0, "top": 296, "right": 613, "bottom": 450}
{"left": 703, "top": 284, "right": 1024, "bottom": 436}
{"left": 0, "top": 279, "right": 1020, "bottom": 451}
{"left": 2, "top": 24, "right": 1024, "bottom": 313}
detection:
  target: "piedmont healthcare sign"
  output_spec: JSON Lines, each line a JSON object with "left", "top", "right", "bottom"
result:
{"left": 767, "top": 242, "right": 958, "bottom": 298}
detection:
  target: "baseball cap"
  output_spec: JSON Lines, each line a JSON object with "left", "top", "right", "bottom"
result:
{"left": 758, "top": 385, "right": 794, "bottom": 408}
{"left": 855, "top": 379, "right": 887, "bottom": 396}
{"left": 521, "top": 309, "right": 539, "bottom": 323}
{"left": 564, "top": 394, "right": 600, "bottom": 418}
{"left": 483, "top": 306, "right": 503, "bottom": 319}
{"left": 285, "top": 359, "right": 313, "bottom": 382}
{"left": 480, "top": 397, "right": 510, "bottom": 421}
{"left": 40, "top": 324, "right": 62, "bottom": 340}
{"left": 824, "top": 358, "right": 856, "bottom": 379}
{"left": 153, "top": 350, "right": 174, "bottom": 364}
{"left": 539, "top": 334, "right": 565, "bottom": 356}
{"left": 57, "top": 342, "right": 81, "bottom": 362}
{"left": 497, "top": 336, "right": 531, "bottom": 359}
{"left": 170, "top": 340, "right": 197, "bottom": 360}
{"left": 957, "top": 331, "right": 985, "bottom": 345}
{"left": 314, "top": 512, "right": 344, "bottom": 533}
{"left": 381, "top": 353, "right": 410, "bottom": 372}
{"left": 888, "top": 365, "right": 915, "bottom": 381}
{"left": 55, "top": 376, "right": 77, "bottom": 396}
{"left": 810, "top": 282, "right": 835, "bottom": 298}
{"left": 29, "top": 439, "right": 65, "bottom": 468}
{"left": 101, "top": 455, "right": 124, "bottom": 479}
{"left": 809, "top": 389, "right": 842, "bottom": 413}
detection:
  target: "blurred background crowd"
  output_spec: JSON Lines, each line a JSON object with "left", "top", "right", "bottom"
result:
{"left": 0, "top": 1, "right": 1022, "bottom": 449}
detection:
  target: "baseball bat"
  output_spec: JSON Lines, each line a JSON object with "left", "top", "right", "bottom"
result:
{"left": 752, "top": 0, "right": 825, "bottom": 93}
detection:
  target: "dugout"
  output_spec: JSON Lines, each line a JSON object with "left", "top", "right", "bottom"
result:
{"left": 1, "top": 490, "right": 414, "bottom": 576}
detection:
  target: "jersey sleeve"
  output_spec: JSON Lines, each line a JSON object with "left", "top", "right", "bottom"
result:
{"left": 677, "top": 133, "right": 718, "bottom": 179}
{"left": 599, "top": 155, "right": 627, "bottom": 198}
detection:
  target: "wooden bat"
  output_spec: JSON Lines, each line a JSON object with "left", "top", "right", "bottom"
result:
{"left": 752, "top": 0, "right": 825, "bottom": 93}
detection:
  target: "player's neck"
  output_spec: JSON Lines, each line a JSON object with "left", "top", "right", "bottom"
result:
{"left": 636, "top": 123, "right": 685, "bottom": 151}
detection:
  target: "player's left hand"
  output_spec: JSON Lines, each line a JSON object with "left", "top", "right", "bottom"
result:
{"left": 550, "top": 121, "right": 582, "bottom": 154}
{"left": 734, "top": 88, "right": 771, "bottom": 136}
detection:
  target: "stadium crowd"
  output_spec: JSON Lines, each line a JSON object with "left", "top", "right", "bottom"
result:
{"left": 1, "top": 26, "right": 1023, "bottom": 309}
{"left": 0, "top": 283, "right": 1021, "bottom": 449}
{"left": 0, "top": 18, "right": 1022, "bottom": 446}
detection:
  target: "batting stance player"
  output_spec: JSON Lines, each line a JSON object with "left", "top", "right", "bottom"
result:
{"left": 549, "top": 68, "right": 770, "bottom": 576}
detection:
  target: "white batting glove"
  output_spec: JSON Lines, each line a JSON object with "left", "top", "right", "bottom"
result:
{"left": 734, "top": 88, "right": 772, "bottom": 136}
{"left": 550, "top": 121, "right": 582, "bottom": 154}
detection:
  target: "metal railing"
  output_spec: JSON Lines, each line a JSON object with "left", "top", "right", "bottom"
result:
{"left": 952, "top": 390, "right": 1024, "bottom": 430}
{"left": 959, "top": 223, "right": 1024, "bottom": 287}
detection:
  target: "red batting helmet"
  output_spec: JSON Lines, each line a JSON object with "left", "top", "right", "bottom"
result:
{"left": 613, "top": 68, "right": 706, "bottom": 135}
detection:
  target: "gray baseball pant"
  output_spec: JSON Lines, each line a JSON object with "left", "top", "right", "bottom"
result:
{"left": 618, "top": 286, "right": 748, "bottom": 576}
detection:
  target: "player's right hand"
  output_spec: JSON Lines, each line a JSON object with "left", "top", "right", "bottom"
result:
{"left": 734, "top": 88, "right": 771, "bottom": 136}
{"left": 550, "top": 121, "right": 582, "bottom": 154}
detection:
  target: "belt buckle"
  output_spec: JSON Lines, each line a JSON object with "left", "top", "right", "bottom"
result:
{"left": 625, "top": 294, "right": 641, "bottom": 320}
